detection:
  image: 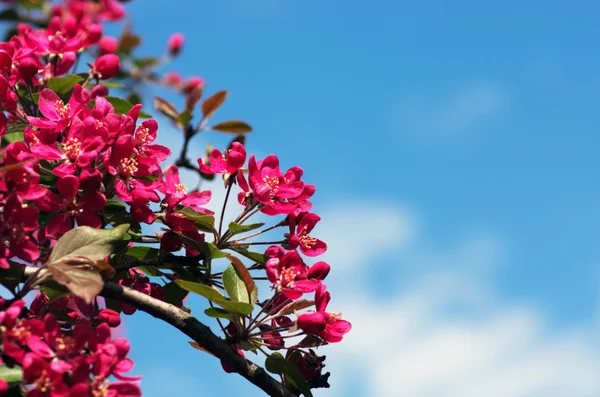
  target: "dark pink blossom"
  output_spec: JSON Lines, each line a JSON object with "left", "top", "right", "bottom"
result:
{"left": 266, "top": 250, "right": 320, "bottom": 300}
{"left": 26, "top": 84, "right": 90, "bottom": 131}
{"left": 199, "top": 142, "right": 246, "bottom": 175}
{"left": 286, "top": 212, "right": 327, "bottom": 256}
{"left": 296, "top": 284, "right": 351, "bottom": 343}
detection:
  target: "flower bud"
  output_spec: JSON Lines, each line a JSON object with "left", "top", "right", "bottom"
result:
{"left": 183, "top": 76, "right": 204, "bottom": 94}
{"left": 98, "top": 309, "right": 122, "bottom": 327}
{"left": 99, "top": 36, "right": 119, "bottom": 54}
{"left": 167, "top": 33, "right": 184, "bottom": 55}
{"left": 91, "top": 85, "right": 109, "bottom": 99}
{"left": 17, "top": 58, "right": 39, "bottom": 81}
{"left": 93, "top": 54, "right": 120, "bottom": 80}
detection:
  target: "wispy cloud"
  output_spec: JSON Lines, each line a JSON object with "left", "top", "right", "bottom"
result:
{"left": 317, "top": 200, "right": 600, "bottom": 397}
{"left": 390, "top": 81, "right": 509, "bottom": 142}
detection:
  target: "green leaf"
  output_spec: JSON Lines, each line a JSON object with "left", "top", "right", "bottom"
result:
{"left": 175, "top": 280, "right": 253, "bottom": 316}
{"left": 99, "top": 81, "right": 125, "bottom": 89}
{"left": 162, "top": 282, "right": 188, "bottom": 306}
{"left": 211, "top": 120, "right": 253, "bottom": 134}
{"left": 230, "top": 246, "right": 268, "bottom": 264}
{"left": 175, "top": 233, "right": 227, "bottom": 259}
{"left": 105, "top": 97, "right": 151, "bottom": 118}
{"left": 49, "top": 224, "right": 130, "bottom": 264}
{"left": 122, "top": 246, "right": 160, "bottom": 260}
{"left": 0, "top": 364, "right": 23, "bottom": 384}
{"left": 179, "top": 207, "right": 217, "bottom": 235}
{"left": 135, "top": 266, "right": 163, "bottom": 277}
{"left": 223, "top": 264, "right": 250, "bottom": 304}
{"left": 177, "top": 111, "right": 191, "bottom": 127}
{"left": 228, "top": 222, "right": 264, "bottom": 236}
{"left": 1, "top": 131, "right": 24, "bottom": 145}
{"left": 132, "top": 57, "right": 161, "bottom": 69}
{"left": 174, "top": 280, "right": 224, "bottom": 301}
{"left": 204, "top": 307, "right": 233, "bottom": 321}
{"left": 265, "top": 354, "right": 313, "bottom": 397}
{"left": 47, "top": 75, "right": 84, "bottom": 95}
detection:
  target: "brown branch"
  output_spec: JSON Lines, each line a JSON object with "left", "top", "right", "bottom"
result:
{"left": 21, "top": 267, "right": 296, "bottom": 397}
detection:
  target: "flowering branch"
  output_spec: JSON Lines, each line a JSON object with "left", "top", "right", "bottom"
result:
{"left": 20, "top": 267, "right": 295, "bottom": 397}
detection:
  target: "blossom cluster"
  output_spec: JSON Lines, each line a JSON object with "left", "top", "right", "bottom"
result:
{"left": 0, "top": 0, "right": 351, "bottom": 394}
{"left": 0, "top": 298, "right": 139, "bottom": 396}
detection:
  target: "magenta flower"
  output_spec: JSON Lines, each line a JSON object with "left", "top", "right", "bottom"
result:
{"left": 199, "top": 142, "right": 246, "bottom": 175}
{"left": 2, "top": 195, "right": 40, "bottom": 261}
{"left": 133, "top": 119, "right": 171, "bottom": 161}
{"left": 286, "top": 212, "right": 327, "bottom": 256}
{"left": 296, "top": 284, "right": 351, "bottom": 343}
{"left": 238, "top": 154, "right": 307, "bottom": 214}
{"left": 164, "top": 165, "right": 212, "bottom": 211}
{"left": 36, "top": 174, "right": 106, "bottom": 238}
{"left": 266, "top": 250, "right": 320, "bottom": 300}
{"left": 26, "top": 84, "right": 90, "bottom": 131}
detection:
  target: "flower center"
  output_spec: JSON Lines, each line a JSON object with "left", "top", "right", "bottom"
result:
{"left": 175, "top": 183, "right": 187, "bottom": 194}
{"left": 263, "top": 176, "right": 279, "bottom": 194}
{"left": 135, "top": 126, "right": 152, "bottom": 146}
{"left": 119, "top": 157, "right": 139, "bottom": 177}
{"left": 33, "top": 370, "right": 51, "bottom": 393}
{"left": 327, "top": 312, "right": 343, "bottom": 324}
{"left": 63, "top": 137, "right": 81, "bottom": 161}
{"left": 91, "top": 377, "right": 109, "bottom": 397}
{"left": 298, "top": 226, "right": 317, "bottom": 249}
{"left": 55, "top": 335, "right": 75, "bottom": 353}
{"left": 55, "top": 100, "right": 71, "bottom": 118}
{"left": 277, "top": 267, "right": 302, "bottom": 289}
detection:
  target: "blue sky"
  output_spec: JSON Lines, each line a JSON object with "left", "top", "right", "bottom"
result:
{"left": 106, "top": 1, "right": 600, "bottom": 396}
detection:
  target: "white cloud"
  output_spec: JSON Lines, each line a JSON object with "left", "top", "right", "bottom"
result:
{"left": 316, "top": 201, "right": 600, "bottom": 397}
{"left": 391, "top": 81, "right": 508, "bottom": 141}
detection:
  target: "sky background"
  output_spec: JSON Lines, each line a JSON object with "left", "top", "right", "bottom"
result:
{"left": 104, "top": 1, "right": 600, "bottom": 396}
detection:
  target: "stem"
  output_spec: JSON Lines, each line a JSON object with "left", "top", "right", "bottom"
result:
{"left": 232, "top": 222, "right": 284, "bottom": 243}
{"left": 218, "top": 180, "right": 233, "bottom": 238}
{"left": 227, "top": 241, "right": 285, "bottom": 247}
{"left": 237, "top": 205, "right": 262, "bottom": 225}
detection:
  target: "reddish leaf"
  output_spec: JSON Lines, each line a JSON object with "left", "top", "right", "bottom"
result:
{"left": 47, "top": 257, "right": 104, "bottom": 304}
{"left": 201, "top": 90, "right": 228, "bottom": 119}
{"left": 188, "top": 341, "right": 215, "bottom": 356}
{"left": 154, "top": 97, "right": 179, "bottom": 121}
{"left": 185, "top": 85, "right": 204, "bottom": 114}
{"left": 211, "top": 120, "right": 252, "bottom": 134}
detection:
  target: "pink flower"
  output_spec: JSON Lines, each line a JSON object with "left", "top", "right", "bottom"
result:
{"left": 266, "top": 250, "right": 320, "bottom": 300}
{"left": 93, "top": 54, "right": 120, "bottom": 79}
{"left": 238, "top": 154, "right": 305, "bottom": 214}
{"left": 27, "top": 84, "right": 90, "bottom": 131}
{"left": 167, "top": 33, "right": 184, "bottom": 55}
{"left": 36, "top": 173, "right": 106, "bottom": 238}
{"left": 286, "top": 212, "right": 327, "bottom": 256}
{"left": 133, "top": 119, "right": 171, "bottom": 161}
{"left": 199, "top": 142, "right": 246, "bottom": 175}
{"left": 2, "top": 195, "right": 40, "bottom": 261}
{"left": 29, "top": 117, "right": 107, "bottom": 177}
{"left": 163, "top": 165, "right": 212, "bottom": 211}
{"left": 296, "top": 284, "right": 351, "bottom": 343}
